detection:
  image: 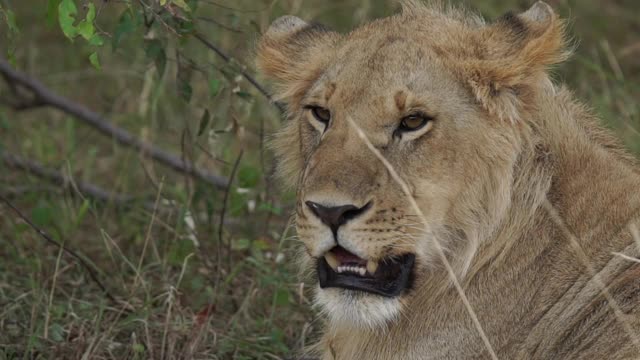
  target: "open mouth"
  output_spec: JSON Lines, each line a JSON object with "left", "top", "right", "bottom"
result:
{"left": 317, "top": 246, "right": 415, "bottom": 297}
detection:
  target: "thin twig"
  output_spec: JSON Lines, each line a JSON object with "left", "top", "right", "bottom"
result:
{"left": 0, "top": 58, "right": 229, "bottom": 189}
{"left": 0, "top": 194, "right": 118, "bottom": 304}
{"left": 191, "top": 32, "right": 285, "bottom": 114}
{"left": 196, "top": 16, "right": 243, "bottom": 33}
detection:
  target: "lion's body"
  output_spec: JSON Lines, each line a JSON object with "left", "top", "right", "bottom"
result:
{"left": 257, "top": 1, "right": 640, "bottom": 359}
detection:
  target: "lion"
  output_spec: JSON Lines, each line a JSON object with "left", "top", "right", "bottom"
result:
{"left": 256, "top": 1, "right": 640, "bottom": 359}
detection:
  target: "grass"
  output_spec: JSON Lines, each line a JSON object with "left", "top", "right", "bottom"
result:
{"left": 0, "top": 0, "right": 639, "bottom": 359}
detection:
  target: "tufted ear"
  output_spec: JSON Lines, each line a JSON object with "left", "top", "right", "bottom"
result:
{"left": 464, "top": 1, "right": 570, "bottom": 122}
{"left": 256, "top": 16, "right": 339, "bottom": 104}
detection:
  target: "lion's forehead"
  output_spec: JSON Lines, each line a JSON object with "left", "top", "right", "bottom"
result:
{"left": 310, "top": 28, "right": 472, "bottom": 112}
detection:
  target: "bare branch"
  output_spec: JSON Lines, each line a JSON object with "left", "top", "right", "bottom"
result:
{"left": 1, "top": 152, "right": 165, "bottom": 212}
{"left": 0, "top": 194, "right": 119, "bottom": 305}
{"left": 0, "top": 58, "right": 229, "bottom": 189}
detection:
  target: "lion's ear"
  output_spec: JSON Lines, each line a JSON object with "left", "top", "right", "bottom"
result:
{"left": 465, "top": 1, "right": 570, "bottom": 122}
{"left": 256, "top": 16, "right": 338, "bottom": 103}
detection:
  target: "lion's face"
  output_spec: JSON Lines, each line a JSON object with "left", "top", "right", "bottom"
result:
{"left": 292, "top": 40, "right": 510, "bottom": 328}
{"left": 258, "top": 2, "right": 565, "bottom": 329}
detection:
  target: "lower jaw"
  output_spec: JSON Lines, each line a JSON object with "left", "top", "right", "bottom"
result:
{"left": 316, "top": 253, "right": 416, "bottom": 298}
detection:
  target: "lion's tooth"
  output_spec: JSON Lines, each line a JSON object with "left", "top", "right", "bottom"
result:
{"left": 367, "top": 260, "right": 378, "bottom": 275}
{"left": 358, "top": 268, "right": 366, "bottom": 276}
{"left": 325, "top": 252, "right": 339, "bottom": 270}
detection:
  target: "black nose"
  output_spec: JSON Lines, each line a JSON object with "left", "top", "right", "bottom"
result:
{"left": 305, "top": 201, "right": 372, "bottom": 233}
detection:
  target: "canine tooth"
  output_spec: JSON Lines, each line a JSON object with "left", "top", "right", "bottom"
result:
{"left": 367, "top": 260, "right": 379, "bottom": 274}
{"left": 324, "top": 252, "right": 340, "bottom": 270}
{"left": 337, "top": 266, "right": 344, "bottom": 273}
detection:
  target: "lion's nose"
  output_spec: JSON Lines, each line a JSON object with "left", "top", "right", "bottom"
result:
{"left": 305, "top": 201, "right": 372, "bottom": 233}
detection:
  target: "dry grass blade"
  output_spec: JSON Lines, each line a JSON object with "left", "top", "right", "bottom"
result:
{"left": 542, "top": 200, "right": 640, "bottom": 351}
{"left": 612, "top": 252, "right": 640, "bottom": 264}
{"left": 133, "top": 179, "right": 165, "bottom": 291}
{"left": 345, "top": 116, "right": 499, "bottom": 360}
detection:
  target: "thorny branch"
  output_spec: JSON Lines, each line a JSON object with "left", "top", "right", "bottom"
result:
{"left": 0, "top": 58, "right": 229, "bottom": 189}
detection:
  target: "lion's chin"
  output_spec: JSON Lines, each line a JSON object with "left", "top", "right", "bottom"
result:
{"left": 315, "top": 287, "right": 402, "bottom": 330}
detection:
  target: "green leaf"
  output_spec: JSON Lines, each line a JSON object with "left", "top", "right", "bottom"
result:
{"left": 89, "top": 52, "right": 101, "bottom": 69}
{"left": 4, "top": 9, "right": 18, "bottom": 33}
{"left": 171, "top": 0, "right": 191, "bottom": 11}
{"left": 77, "top": 20, "right": 94, "bottom": 40}
{"left": 197, "top": 109, "right": 210, "bottom": 136}
{"left": 85, "top": 3, "right": 96, "bottom": 22}
{"left": 144, "top": 39, "right": 166, "bottom": 76}
{"left": 75, "top": 199, "right": 91, "bottom": 226}
{"left": 88, "top": 33, "right": 104, "bottom": 46}
{"left": 113, "top": 10, "right": 136, "bottom": 50}
{"left": 58, "top": 0, "right": 78, "bottom": 40}
{"left": 46, "top": 0, "right": 62, "bottom": 27}
{"left": 76, "top": 3, "right": 98, "bottom": 41}
{"left": 208, "top": 78, "right": 221, "bottom": 97}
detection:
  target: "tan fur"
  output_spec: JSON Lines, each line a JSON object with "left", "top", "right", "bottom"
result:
{"left": 257, "top": 1, "right": 640, "bottom": 359}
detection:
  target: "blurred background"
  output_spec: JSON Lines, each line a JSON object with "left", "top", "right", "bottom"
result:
{"left": 0, "top": 0, "right": 638, "bottom": 358}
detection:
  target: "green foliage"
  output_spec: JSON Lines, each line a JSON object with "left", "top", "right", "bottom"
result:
{"left": 144, "top": 39, "right": 167, "bottom": 76}
{"left": 113, "top": 9, "right": 138, "bottom": 50}
{"left": 57, "top": 0, "right": 104, "bottom": 67}
{"left": 57, "top": 0, "right": 78, "bottom": 39}
{"left": 0, "top": 5, "right": 19, "bottom": 63}
{"left": 89, "top": 51, "right": 100, "bottom": 69}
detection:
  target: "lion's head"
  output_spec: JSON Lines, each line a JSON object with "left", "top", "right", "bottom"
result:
{"left": 257, "top": 1, "right": 568, "bottom": 330}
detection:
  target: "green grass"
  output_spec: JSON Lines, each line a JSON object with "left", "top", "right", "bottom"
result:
{"left": 0, "top": 0, "right": 639, "bottom": 358}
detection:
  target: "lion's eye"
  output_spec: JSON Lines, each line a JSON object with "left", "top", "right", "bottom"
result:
{"left": 398, "top": 114, "right": 432, "bottom": 132}
{"left": 308, "top": 106, "right": 331, "bottom": 125}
